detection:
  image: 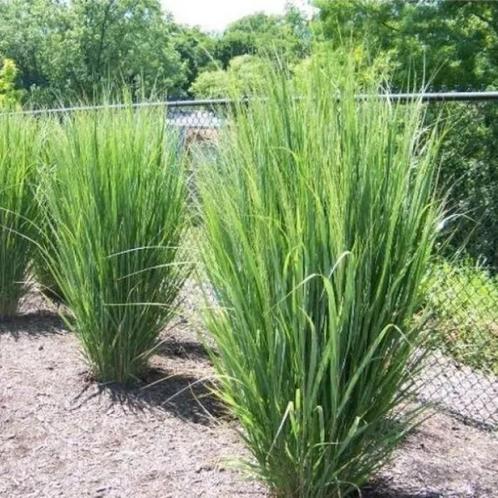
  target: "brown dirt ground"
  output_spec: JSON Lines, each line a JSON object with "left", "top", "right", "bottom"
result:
{"left": 1, "top": 290, "right": 497, "bottom": 498}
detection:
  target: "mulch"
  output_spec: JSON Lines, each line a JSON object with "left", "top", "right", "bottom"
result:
{"left": 0, "top": 290, "right": 497, "bottom": 497}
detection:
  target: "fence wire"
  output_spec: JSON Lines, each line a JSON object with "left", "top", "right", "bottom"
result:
{"left": 165, "top": 98, "right": 498, "bottom": 430}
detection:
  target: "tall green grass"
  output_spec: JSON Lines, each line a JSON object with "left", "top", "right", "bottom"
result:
{"left": 0, "top": 114, "right": 39, "bottom": 317}
{"left": 40, "top": 105, "right": 188, "bottom": 383}
{"left": 199, "top": 60, "right": 443, "bottom": 496}
{"left": 33, "top": 117, "right": 65, "bottom": 305}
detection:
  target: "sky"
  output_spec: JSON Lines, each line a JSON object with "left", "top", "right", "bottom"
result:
{"left": 161, "top": 0, "right": 314, "bottom": 32}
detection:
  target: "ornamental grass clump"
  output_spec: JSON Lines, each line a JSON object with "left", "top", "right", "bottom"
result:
{"left": 41, "top": 105, "right": 188, "bottom": 383}
{"left": 199, "top": 60, "right": 443, "bottom": 496}
{"left": 0, "top": 114, "right": 39, "bottom": 318}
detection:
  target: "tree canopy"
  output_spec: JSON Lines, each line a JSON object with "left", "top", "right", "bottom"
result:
{"left": 0, "top": 0, "right": 190, "bottom": 105}
{"left": 2, "top": 1, "right": 498, "bottom": 105}
{"left": 315, "top": 0, "right": 498, "bottom": 90}
{"left": 0, "top": 1, "right": 311, "bottom": 107}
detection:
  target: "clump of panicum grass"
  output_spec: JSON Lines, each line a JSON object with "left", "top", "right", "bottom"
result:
{"left": 199, "top": 58, "right": 444, "bottom": 496}
{"left": 0, "top": 114, "right": 39, "bottom": 318}
{"left": 40, "top": 104, "right": 189, "bottom": 383}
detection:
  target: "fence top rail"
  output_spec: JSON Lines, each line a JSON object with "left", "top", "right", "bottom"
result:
{"left": 3, "top": 91, "right": 498, "bottom": 116}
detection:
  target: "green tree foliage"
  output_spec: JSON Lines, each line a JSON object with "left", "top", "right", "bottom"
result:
{"left": 215, "top": 10, "right": 311, "bottom": 67}
{"left": 173, "top": 26, "right": 218, "bottom": 95}
{"left": 190, "top": 6, "right": 313, "bottom": 100}
{"left": 190, "top": 55, "right": 267, "bottom": 99}
{"left": 0, "top": 1, "right": 313, "bottom": 104}
{"left": 190, "top": 69, "right": 231, "bottom": 100}
{"left": 0, "top": 58, "right": 23, "bottom": 108}
{"left": 68, "top": 0, "right": 185, "bottom": 95}
{"left": 0, "top": 0, "right": 187, "bottom": 105}
{"left": 293, "top": 44, "right": 392, "bottom": 90}
{"left": 0, "top": 0, "right": 64, "bottom": 99}
{"left": 315, "top": 0, "right": 498, "bottom": 90}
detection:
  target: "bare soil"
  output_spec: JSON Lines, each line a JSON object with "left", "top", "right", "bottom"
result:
{"left": 1, "top": 291, "right": 497, "bottom": 497}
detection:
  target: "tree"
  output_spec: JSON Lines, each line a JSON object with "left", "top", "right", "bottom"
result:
{"left": 189, "top": 69, "right": 232, "bottom": 99}
{"left": 190, "top": 55, "right": 267, "bottom": 99}
{"left": 173, "top": 25, "right": 219, "bottom": 96}
{"left": 0, "top": 0, "right": 188, "bottom": 105}
{"left": 215, "top": 9, "right": 311, "bottom": 68}
{"left": 293, "top": 43, "right": 392, "bottom": 91}
{"left": 0, "top": 0, "right": 66, "bottom": 103}
{"left": 67, "top": 0, "right": 186, "bottom": 97}
{"left": 0, "top": 58, "right": 23, "bottom": 108}
{"left": 314, "top": 0, "right": 498, "bottom": 90}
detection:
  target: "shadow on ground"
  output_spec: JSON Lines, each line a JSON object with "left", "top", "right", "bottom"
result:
{"left": 70, "top": 366, "right": 227, "bottom": 426}
{"left": 155, "top": 337, "right": 211, "bottom": 361}
{"left": 0, "top": 311, "right": 67, "bottom": 338}
{"left": 362, "top": 481, "right": 442, "bottom": 497}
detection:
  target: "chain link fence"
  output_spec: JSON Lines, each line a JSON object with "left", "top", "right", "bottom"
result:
{"left": 166, "top": 98, "right": 498, "bottom": 430}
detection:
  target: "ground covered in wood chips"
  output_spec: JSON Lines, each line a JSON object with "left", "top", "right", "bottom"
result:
{"left": 1, "top": 289, "right": 497, "bottom": 497}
